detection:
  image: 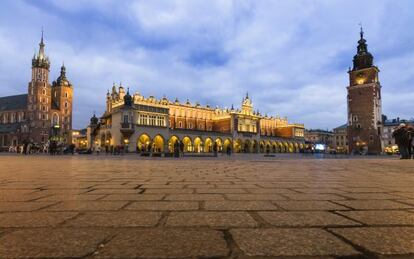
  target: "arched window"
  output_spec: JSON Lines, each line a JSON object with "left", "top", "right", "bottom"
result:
{"left": 64, "top": 92, "right": 68, "bottom": 98}
{"left": 52, "top": 113, "right": 59, "bottom": 126}
{"left": 64, "top": 102, "right": 68, "bottom": 108}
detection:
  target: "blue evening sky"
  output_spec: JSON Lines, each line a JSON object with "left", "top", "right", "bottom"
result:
{"left": 0, "top": 0, "right": 413, "bottom": 129}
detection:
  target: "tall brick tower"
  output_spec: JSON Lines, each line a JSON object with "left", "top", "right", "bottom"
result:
{"left": 347, "top": 28, "right": 382, "bottom": 154}
{"left": 27, "top": 31, "right": 52, "bottom": 143}
{"left": 52, "top": 64, "right": 73, "bottom": 144}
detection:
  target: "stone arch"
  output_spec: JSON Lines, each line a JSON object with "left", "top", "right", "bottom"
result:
{"left": 234, "top": 139, "right": 243, "bottom": 153}
{"left": 252, "top": 140, "right": 258, "bottom": 153}
{"left": 182, "top": 136, "right": 192, "bottom": 152}
{"left": 152, "top": 135, "right": 165, "bottom": 152}
{"left": 193, "top": 137, "right": 202, "bottom": 153}
{"left": 168, "top": 135, "right": 180, "bottom": 152}
{"left": 259, "top": 141, "right": 265, "bottom": 153}
{"left": 51, "top": 113, "right": 59, "bottom": 126}
{"left": 271, "top": 141, "right": 277, "bottom": 153}
{"left": 137, "top": 133, "right": 151, "bottom": 152}
{"left": 294, "top": 143, "right": 299, "bottom": 153}
{"left": 223, "top": 138, "right": 232, "bottom": 153}
{"left": 244, "top": 139, "right": 252, "bottom": 153}
{"left": 204, "top": 137, "right": 213, "bottom": 153}
{"left": 288, "top": 142, "right": 294, "bottom": 153}
{"left": 215, "top": 138, "right": 223, "bottom": 152}
{"left": 265, "top": 140, "right": 271, "bottom": 153}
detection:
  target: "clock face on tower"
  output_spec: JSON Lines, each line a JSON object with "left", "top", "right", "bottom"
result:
{"left": 356, "top": 72, "right": 365, "bottom": 85}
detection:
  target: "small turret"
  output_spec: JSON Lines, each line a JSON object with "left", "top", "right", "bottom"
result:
{"left": 90, "top": 113, "right": 99, "bottom": 126}
{"left": 124, "top": 88, "right": 133, "bottom": 106}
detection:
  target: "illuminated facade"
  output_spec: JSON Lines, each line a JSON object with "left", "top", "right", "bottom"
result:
{"left": 0, "top": 33, "right": 73, "bottom": 149}
{"left": 88, "top": 85, "right": 305, "bottom": 154}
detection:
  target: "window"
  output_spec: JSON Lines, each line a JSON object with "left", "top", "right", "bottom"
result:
{"left": 123, "top": 115, "right": 129, "bottom": 124}
{"left": 64, "top": 92, "right": 68, "bottom": 98}
{"left": 42, "top": 89, "right": 46, "bottom": 95}
{"left": 178, "top": 121, "right": 183, "bottom": 128}
{"left": 52, "top": 114, "right": 59, "bottom": 126}
{"left": 64, "top": 102, "right": 68, "bottom": 108}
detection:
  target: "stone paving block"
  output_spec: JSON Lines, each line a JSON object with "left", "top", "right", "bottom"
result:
{"left": 0, "top": 228, "right": 113, "bottom": 258}
{"left": 0, "top": 201, "right": 57, "bottom": 212}
{"left": 37, "top": 194, "right": 106, "bottom": 201}
{"left": 258, "top": 211, "right": 361, "bottom": 227}
{"left": 292, "top": 188, "right": 345, "bottom": 194}
{"left": 283, "top": 193, "right": 346, "bottom": 201}
{"left": 140, "top": 184, "right": 185, "bottom": 189}
{"left": 45, "top": 201, "right": 128, "bottom": 211}
{"left": 335, "top": 200, "right": 413, "bottom": 210}
{"left": 394, "top": 192, "right": 414, "bottom": 199}
{"left": 231, "top": 228, "right": 359, "bottom": 257}
{"left": 0, "top": 212, "right": 78, "bottom": 227}
{"left": 143, "top": 188, "right": 194, "bottom": 194}
{"left": 97, "top": 229, "right": 228, "bottom": 258}
{"left": 225, "top": 194, "right": 287, "bottom": 201}
{"left": 274, "top": 201, "right": 349, "bottom": 211}
{"left": 245, "top": 188, "right": 297, "bottom": 194}
{"left": 0, "top": 191, "right": 49, "bottom": 201}
{"left": 125, "top": 201, "right": 199, "bottom": 210}
{"left": 215, "top": 184, "right": 258, "bottom": 189}
{"left": 101, "top": 194, "right": 164, "bottom": 201}
{"left": 166, "top": 211, "right": 258, "bottom": 228}
{"left": 205, "top": 201, "right": 278, "bottom": 210}
{"left": 331, "top": 227, "right": 414, "bottom": 255}
{"left": 86, "top": 189, "right": 142, "bottom": 194}
{"left": 165, "top": 194, "right": 225, "bottom": 201}
{"left": 339, "top": 187, "right": 388, "bottom": 193}
{"left": 340, "top": 193, "right": 403, "bottom": 200}
{"left": 65, "top": 211, "right": 162, "bottom": 227}
{"left": 337, "top": 210, "right": 414, "bottom": 225}
{"left": 195, "top": 188, "right": 247, "bottom": 194}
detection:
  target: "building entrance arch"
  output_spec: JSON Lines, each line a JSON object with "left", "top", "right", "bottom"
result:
{"left": 137, "top": 134, "right": 151, "bottom": 152}
{"left": 153, "top": 135, "right": 165, "bottom": 152}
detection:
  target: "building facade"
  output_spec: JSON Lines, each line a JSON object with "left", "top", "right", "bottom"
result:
{"left": 347, "top": 28, "right": 382, "bottom": 154}
{"left": 333, "top": 124, "right": 348, "bottom": 153}
{"left": 0, "top": 33, "right": 73, "bottom": 150}
{"left": 88, "top": 87, "right": 305, "bottom": 154}
{"left": 304, "top": 129, "right": 334, "bottom": 151}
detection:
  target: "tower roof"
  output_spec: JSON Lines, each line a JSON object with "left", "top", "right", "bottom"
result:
{"left": 352, "top": 26, "right": 374, "bottom": 70}
{"left": 32, "top": 30, "right": 50, "bottom": 70}
{"left": 53, "top": 63, "right": 72, "bottom": 87}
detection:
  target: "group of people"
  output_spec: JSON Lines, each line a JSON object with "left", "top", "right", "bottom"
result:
{"left": 7, "top": 141, "right": 75, "bottom": 155}
{"left": 393, "top": 123, "right": 414, "bottom": 159}
{"left": 172, "top": 140, "right": 232, "bottom": 157}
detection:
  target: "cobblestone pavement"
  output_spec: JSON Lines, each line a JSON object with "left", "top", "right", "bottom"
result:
{"left": 0, "top": 154, "right": 413, "bottom": 258}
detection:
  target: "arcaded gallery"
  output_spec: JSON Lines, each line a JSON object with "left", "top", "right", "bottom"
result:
{"left": 87, "top": 85, "right": 305, "bottom": 154}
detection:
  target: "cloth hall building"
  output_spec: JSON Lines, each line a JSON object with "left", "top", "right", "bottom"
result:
{"left": 87, "top": 86, "right": 305, "bottom": 154}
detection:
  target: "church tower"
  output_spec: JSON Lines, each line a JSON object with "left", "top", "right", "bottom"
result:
{"left": 347, "top": 28, "right": 382, "bottom": 154}
{"left": 52, "top": 63, "right": 73, "bottom": 144}
{"left": 27, "top": 31, "right": 52, "bottom": 143}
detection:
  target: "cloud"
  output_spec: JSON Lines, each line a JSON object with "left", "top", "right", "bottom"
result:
{"left": 0, "top": 0, "right": 413, "bottom": 129}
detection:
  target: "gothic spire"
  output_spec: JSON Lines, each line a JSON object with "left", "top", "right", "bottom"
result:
{"left": 39, "top": 29, "right": 45, "bottom": 58}
{"left": 32, "top": 29, "right": 50, "bottom": 70}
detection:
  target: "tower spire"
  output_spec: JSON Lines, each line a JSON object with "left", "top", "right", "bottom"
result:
{"left": 38, "top": 28, "right": 45, "bottom": 58}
